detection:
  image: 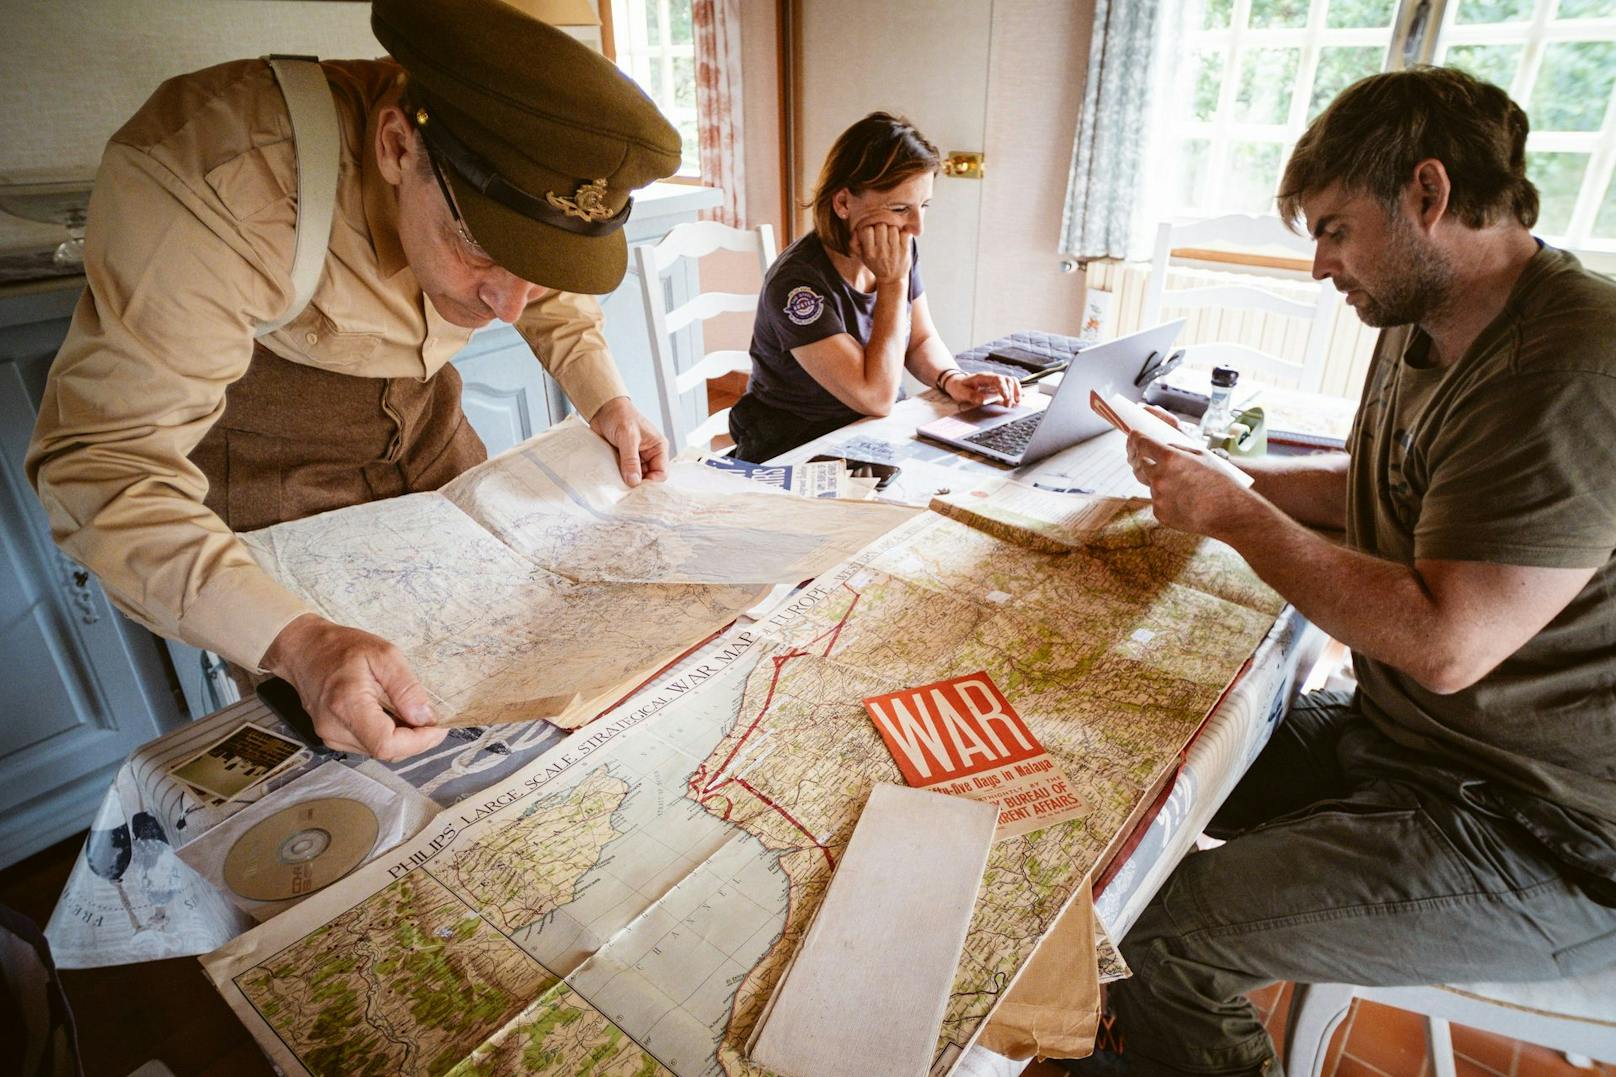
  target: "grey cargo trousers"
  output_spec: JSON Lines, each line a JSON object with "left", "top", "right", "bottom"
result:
{"left": 1105, "top": 691, "right": 1616, "bottom": 1076}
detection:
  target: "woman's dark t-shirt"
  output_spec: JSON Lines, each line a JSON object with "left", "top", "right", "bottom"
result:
{"left": 734, "top": 232, "right": 924, "bottom": 458}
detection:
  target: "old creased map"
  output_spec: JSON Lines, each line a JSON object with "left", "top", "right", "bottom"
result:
{"left": 206, "top": 500, "right": 1284, "bottom": 1075}
{"left": 241, "top": 420, "right": 913, "bottom": 728}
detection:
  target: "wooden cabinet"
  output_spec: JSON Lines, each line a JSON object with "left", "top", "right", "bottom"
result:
{"left": 0, "top": 280, "right": 187, "bottom": 870}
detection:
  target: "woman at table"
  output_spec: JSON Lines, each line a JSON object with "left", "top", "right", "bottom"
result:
{"left": 728, "top": 112, "right": 1020, "bottom": 463}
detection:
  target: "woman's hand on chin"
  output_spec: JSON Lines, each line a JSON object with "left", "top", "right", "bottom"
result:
{"left": 850, "top": 222, "right": 911, "bottom": 285}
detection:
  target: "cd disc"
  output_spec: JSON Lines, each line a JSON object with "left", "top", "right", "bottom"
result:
{"left": 223, "top": 796, "right": 379, "bottom": 902}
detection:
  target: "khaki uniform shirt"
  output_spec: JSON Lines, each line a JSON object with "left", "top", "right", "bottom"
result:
{"left": 26, "top": 58, "right": 630, "bottom": 671}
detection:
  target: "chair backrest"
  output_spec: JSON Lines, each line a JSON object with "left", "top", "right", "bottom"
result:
{"left": 1285, "top": 975, "right": 1616, "bottom": 1077}
{"left": 635, "top": 220, "right": 778, "bottom": 453}
{"left": 1140, "top": 214, "right": 1338, "bottom": 392}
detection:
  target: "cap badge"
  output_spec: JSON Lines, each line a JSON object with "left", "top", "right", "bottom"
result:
{"left": 547, "top": 179, "right": 615, "bottom": 223}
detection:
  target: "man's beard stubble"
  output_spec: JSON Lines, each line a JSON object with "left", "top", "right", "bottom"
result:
{"left": 1346, "top": 213, "right": 1455, "bottom": 329}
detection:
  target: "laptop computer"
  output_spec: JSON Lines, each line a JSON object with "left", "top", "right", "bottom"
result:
{"left": 917, "top": 320, "right": 1187, "bottom": 467}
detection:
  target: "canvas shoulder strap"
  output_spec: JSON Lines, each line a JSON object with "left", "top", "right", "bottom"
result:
{"left": 255, "top": 55, "right": 341, "bottom": 337}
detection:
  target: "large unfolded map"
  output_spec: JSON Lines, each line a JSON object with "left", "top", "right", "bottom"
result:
{"left": 207, "top": 497, "right": 1283, "bottom": 1075}
{"left": 242, "top": 420, "right": 914, "bottom": 729}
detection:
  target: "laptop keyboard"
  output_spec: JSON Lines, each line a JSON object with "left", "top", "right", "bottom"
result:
{"left": 963, "top": 412, "right": 1044, "bottom": 458}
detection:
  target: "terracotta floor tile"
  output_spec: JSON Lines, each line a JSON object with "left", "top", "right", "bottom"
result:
{"left": 1250, "top": 981, "right": 1284, "bottom": 1016}
{"left": 1266, "top": 982, "right": 1297, "bottom": 1056}
{"left": 1333, "top": 1051, "right": 1399, "bottom": 1077}
{"left": 1344, "top": 999, "right": 1432, "bottom": 1077}
{"left": 1321, "top": 1006, "right": 1358, "bottom": 1077}
{"left": 1450, "top": 1023, "right": 1518, "bottom": 1076}
{"left": 1455, "top": 1054, "right": 1511, "bottom": 1077}
{"left": 1515, "top": 1041, "right": 1614, "bottom": 1076}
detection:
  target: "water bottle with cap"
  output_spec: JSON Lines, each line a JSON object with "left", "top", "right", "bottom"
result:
{"left": 1201, "top": 366, "right": 1239, "bottom": 448}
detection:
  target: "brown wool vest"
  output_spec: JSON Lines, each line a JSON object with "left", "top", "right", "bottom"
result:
{"left": 190, "top": 344, "right": 488, "bottom": 532}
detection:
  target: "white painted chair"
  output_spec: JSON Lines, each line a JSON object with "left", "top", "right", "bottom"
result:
{"left": 1284, "top": 971, "right": 1616, "bottom": 1077}
{"left": 1141, "top": 214, "right": 1338, "bottom": 392}
{"left": 635, "top": 220, "right": 777, "bottom": 453}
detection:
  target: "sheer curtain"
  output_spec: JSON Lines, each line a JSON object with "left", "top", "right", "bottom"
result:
{"left": 693, "top": 0, "right": 746, "bottom": 227}
{"left": 1059, "top": 0, "right": 1173, "bottom": 261}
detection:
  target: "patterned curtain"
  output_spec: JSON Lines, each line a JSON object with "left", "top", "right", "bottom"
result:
{"left": 1059, "top": 0, "right": 1167, "bottom": 260}
{"left": 694, "top": 0, "right": 746, "bottom": 227}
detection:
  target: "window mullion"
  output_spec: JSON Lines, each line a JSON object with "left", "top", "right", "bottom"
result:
{"left": 1209, "top": 0, "right": 1252, "bottom": 214}
{"left": 1560, "top": 77, "right": 1616, "bottom": 245}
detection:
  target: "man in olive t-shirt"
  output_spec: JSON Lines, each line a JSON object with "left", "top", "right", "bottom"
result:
{"left": 1078, "top": 68, "right": 1616, "bottom": 1077}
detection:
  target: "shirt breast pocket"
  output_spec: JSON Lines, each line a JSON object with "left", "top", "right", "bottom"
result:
{"left": 284, "top": 309, "right": 382, "bottom": 373}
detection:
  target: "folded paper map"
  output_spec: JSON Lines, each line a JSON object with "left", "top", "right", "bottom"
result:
{"left": 206, "top": 487, "right": 1285, "bottom": 1076}
{"left": 242, "top": 419, "right": 916, "bottom": 728}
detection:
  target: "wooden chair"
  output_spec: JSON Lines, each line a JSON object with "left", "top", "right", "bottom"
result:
{"left": 1140, "top": 214, "right": 1338, "bottom": 392}
{"left": 1284, "top": 972, "right": 1616, "bottom": 1077}
{"left": 634, "top": 220, "right": 777, "bottom": 454}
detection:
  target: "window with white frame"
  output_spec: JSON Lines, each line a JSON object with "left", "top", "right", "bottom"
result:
{"left": 610, "top": 0, "right": 701, "bottom": 177}
{"left": 1433, "top": 0, "right": 1616, "bottom": 254}
{"left": 1158, "top": 0, "right": 1616, "bottom": 259}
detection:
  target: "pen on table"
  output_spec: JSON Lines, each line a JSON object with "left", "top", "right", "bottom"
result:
{"left": 1030, "top": 481, "right": 1095, "bottom": 494}
{"left": 1020, "top": 364, "right": 1067, "bottom": 387}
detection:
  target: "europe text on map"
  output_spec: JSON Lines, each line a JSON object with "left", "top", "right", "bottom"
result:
{"left": 207, "top": 501, "right": 1284, "bottom": 1076}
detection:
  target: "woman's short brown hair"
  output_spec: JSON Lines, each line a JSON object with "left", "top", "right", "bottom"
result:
{"left": 811, "top": 112, "right": 940, "bottom": 254}
{"left": 1277, "top": 66, "right": 1538, "bottom": 231}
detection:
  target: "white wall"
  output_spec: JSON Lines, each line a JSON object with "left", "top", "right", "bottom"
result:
{"left": 972, "top": 0, "right": 1094, "bottom": 342}
{"left": 703, "top": 1, "right": 1097, "bottom": 355}
{"left": 794, "top": 0, "right": 994, "bottom": 352}
{"left": 0, "top": 0, "right": 384, "bottom": 252}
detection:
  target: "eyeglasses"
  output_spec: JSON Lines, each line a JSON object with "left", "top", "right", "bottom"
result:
{"left": 421, "top": 137, "right": 494, "bottom": 265}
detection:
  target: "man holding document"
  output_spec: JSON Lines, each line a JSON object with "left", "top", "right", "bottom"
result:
{"left": 1082, "top": 67, "right": 1616, "bottom": 1076}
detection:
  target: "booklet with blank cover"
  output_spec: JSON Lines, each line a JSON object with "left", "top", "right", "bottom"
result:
{"left": 1089, "top": 391, "right": 1255, "bottom": 489}
{"left": 748, "top": 784, "right": 998, "bottom": 1077}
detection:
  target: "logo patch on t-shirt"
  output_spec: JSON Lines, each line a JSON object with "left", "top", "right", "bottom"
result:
{"left": 783, "top": 285, "right": 826, "bottom": 326}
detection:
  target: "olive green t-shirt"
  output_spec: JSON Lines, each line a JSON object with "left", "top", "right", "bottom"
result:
{"left": 1346, "top": 245, "right": 1616, "bottom": 854}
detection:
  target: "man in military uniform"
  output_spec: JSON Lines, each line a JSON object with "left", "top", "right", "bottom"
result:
{"left": 27, "top": 0, "right": 683, "bottom": 761}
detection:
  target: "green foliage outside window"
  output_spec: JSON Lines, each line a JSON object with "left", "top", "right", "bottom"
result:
{"left": 672, "top": 56, "right": 696, "bottom": 109}
{"left": 1527, "top": 151, "right": 1590, "bottom": 234}
{"left": 1249, "top": 0, "right": 1310, "bottom": 27}
{"left": 1594, "top": 176, "right": 1616, "bottom": 238}
{"left": 1201, "top": 0, "right": 1235, "bottom": 30}
{"left": 668, "top": 0, "right": 692, "bottom": 45}
{"left": 1178, "top": 140, "right": 1212, "bottom": 211}
{"left": 1193, "top": 49, "right": 1225, "bottom": 121}
{"left": 1442, "top": 44, "right": 1523, "bottom": 92}
{"left": 1326, "top": 0, "right": 1398, "bottom": 27}
{"left": 1310, "top": 46, "right": 1384, "bottom": 118}
{"left": 1455, "top": 0, "right": 1535, "bottom": 24}
{"left": 1237, "top": 47, "right": 1301, "bottom": 124}
{"left": 1555, "top": 0, "right": 1616, "bottom": 16}
{"left": 1230, "top": 143, "right": 1286, "bottom": 212}
{"left": 678, "top": 120, "right": 698, "bottom": 174}
{"left": 1530, "top": 41, "right": 1616, "bottom": 132}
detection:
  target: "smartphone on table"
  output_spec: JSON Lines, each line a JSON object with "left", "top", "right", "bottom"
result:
{"left": 807, "top": 454, "right": 902, "bottom": 491}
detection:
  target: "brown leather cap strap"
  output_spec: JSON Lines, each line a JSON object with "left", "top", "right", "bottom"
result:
{"left": 414, "top": 108, "right": 634, "bottom": 238}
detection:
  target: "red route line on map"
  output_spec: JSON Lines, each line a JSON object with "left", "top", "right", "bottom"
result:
{"left": 689, "top": 584, "right": 863, "bottom": 869}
